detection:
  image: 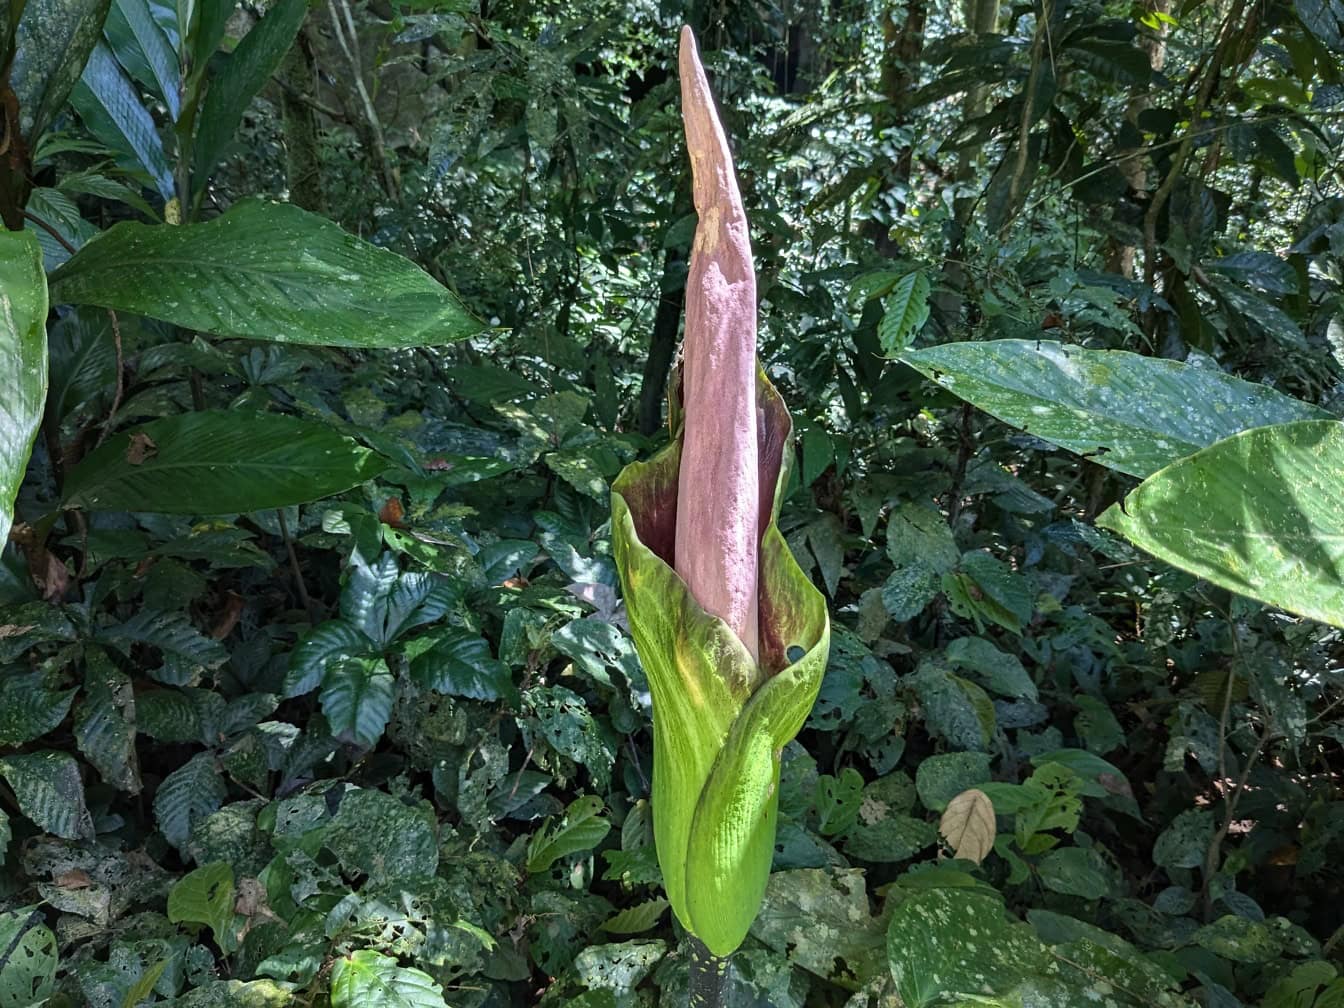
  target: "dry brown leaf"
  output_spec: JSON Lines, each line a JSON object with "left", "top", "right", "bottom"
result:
{"left": 939, "top": 788, "right": 996, "bottom": 864}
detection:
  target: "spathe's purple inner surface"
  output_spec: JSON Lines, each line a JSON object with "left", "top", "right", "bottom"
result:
{"left": 673, "top": 25, "right": 762, "bottom": 663}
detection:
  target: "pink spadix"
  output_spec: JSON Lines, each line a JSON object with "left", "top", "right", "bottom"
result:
{"left": 674, "top": 26, "right": 760, "bottom": 663}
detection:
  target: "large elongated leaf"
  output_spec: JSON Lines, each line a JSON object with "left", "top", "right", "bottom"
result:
{"left": 103, "top": 0, "right": 181, "bottom": 119}
{"left": 0, "top": 229, "right": 48, "bottom": 549}
{"left": 191, "top": 0, "right": 304, "bottom": 185}
{"left": 49, "top": 199, "right": 487, "bottom": 347}
{"left": 901, "top": 340, "right": 1328, "bottom": 477}
{"left": 1098, "top": 420, "right": 1344, "bottom": 628}
{"left": 9, "top": 0, "right": 112, "bottom": 144}
{"left": 68, "top": 41, "right": 175, "bottom": 199}
{"left": 63, "top": 410, "right": 387, "bottom": 514}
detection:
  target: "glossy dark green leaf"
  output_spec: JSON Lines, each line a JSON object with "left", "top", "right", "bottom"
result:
{"left": 49, "top": 199, "right": 487, "bottom": 347}
{"left": 68, "top": 41, "right": 175, "bottom": 199}
{"left": 407, "top": 627, "right": 518, "bottom": 705}
{"left": 191, "top": 0, "right": 304, "bottom": 186}
{"left": 320, "top": 655, "right": 395, "bottom": 747}
{"left": 902, "top": 340, "right": 1328, "bottom": 477}
{"left": 1098, "top": 420, "right": 1344, "bottom": 628}
{"left": 0, "top": 229, "right": 48, "bottom": 549}
{"left": 284, "top": 620, "right": 377, "bottom": 698}
{"left": 64, "top": 410, "right": 387, "bottom": 514}
{"left": 9, "top": 0, "right": 112, "bottom": 144}
{"left": 103, "top": 0, "right": 181, "bottom": 118}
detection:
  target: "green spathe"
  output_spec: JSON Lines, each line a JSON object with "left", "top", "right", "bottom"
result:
{"left": 611, "top": 369, "right": 829, "bottom": 957}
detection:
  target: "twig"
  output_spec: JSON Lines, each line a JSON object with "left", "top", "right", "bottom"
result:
{"left": 277, "top": 508, "right": 317, "bottom": 624}
{"left": 95, "top": 310, "right": 123, "bottom": 448}
{"left": 22, "top": 208, "right": 78, "bottom": 255}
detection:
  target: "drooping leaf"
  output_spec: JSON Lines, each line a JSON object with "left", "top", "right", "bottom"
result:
{"left": 1098, "top": 420, "right": 1344, "bottom": 627}
{"left": 49, "top": 199, "right": 487, "bottom": 347}
{"left": 191, "top": 0, "right": 305, "bottom": 184}
{"left": 0, "top": 229, "right": 48, "bottom": 549}
{"left": 64, "top": 411, "right": 387, "bottom": 514}
{"left": 329, "top": 949, "right": 447, "bottom": 1008}
{"left": 1038, "top": 846, "right": 1112, "bottom": 899}
{"left": 901, "top": 340, "right": 1328, "bottom": 477}
{"left": 0, "top": 751, "right": 93, "bottom": 839}
{"left": 68, "top": 41, "right": 175, "bottom": 200}
{"left": 9, "top": 0, "right": 112, "bottom": 144}
{"left": 96, "top": 608, "right": 228, "bottom": 669}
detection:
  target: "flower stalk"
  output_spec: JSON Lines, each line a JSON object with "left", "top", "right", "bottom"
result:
{"left": 610, "top": 26, "right": 829, "bottom": 964}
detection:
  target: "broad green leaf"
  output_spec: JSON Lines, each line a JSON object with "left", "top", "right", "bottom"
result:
{"left": 943, "top": 550, "right": 1033, "bottom": 634}
{"left": 0, "top": 751, "right": 93, "bottom": 839}
{"left": 0, "top": 671, "right": 75, "bottom": 746}
{"left": 944, "top": 635, "right": 1037, "bottom": 701}
{"left": 325, "top": 788, "right": 438, "bottom": 882}
{"left": 103, "top": 0, "right": 181, "bottom": 118}
{"left": 916, "top": 751, "right": 992, "bottom": 812}
{"left": 750, "top": 868, "right": 886, "bottom": 987}
{"left": 191, "top": 0, "right": 304, "bottom": 185}
{"left": 329, "top": 949, "right": 448, "bottom": 1008}
{"left": 69, "top": 41, "right": 175, "bottom": 200}
{"left": 154, "top": 750, "right": 225, "bottom": 848}
{"left": 64, "top": 410, "right": 387, "bottom": 514}
{"left": 878, "top": 271, "right": 930, "bottom": 355}
{"left": 1152, "top": 807, "right": 1214, "bottom": 870}
{"left": 1038, "top": 846, "right": 1112, "bottom": 899}
{"left": 49, "top": 199, "right": 487, "bottom": 347}
{"left": 1098, "top": 420, "right": 1344, "bottom": 627}
{"left": 574, "top": 940, "right": 667, "bottom": 995}
{"left": 526, "top": 794, "right": 612, "bottom": 873}
{"left": 406, "top": 627, "right": 517, "bottom": 705}
{"left": 901, "top": 340, "right": 1328, "bottom": 477}
{"left": 167, "top": 861, "right": 236, "bottom": 949}
{"left": 284, "top": 620, "right": 377, "bottom": 698}
{"left": 0, "top": 908, "right": 57, "bottom": 1007}
{"left": 9, "top": 0, "right": 112, "bottom": 143}
{"left": 887, "top": 888, "right": 1055, "bottom": 1008}
{"left": 319, "top": 655, "right": 395, "bottom": 747}
{"left": 0, "top": 229, "right": 47, "bottom": 549}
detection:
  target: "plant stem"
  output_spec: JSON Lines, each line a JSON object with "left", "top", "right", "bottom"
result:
{"left": 687, "top": 937, "right": 729, "bottom": 1008}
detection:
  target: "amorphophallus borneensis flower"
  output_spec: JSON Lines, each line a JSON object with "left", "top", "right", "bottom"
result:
{"left": 610, "top": 27, "right": 829, "bottom": 960}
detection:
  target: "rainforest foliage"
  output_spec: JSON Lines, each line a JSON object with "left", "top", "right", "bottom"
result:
{"left": 1, "top": 0, "right": 1343, "bottom": 1005}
